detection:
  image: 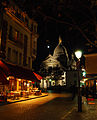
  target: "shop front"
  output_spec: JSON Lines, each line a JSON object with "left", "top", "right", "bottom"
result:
{"left": 0, "top": 60, "right": 41, "bottom": 101}
{"left": 7, "top": 76, "right": 36, "bottom": 99}
{"left": 84, "top": 75, "right": 97, "bottom": 98}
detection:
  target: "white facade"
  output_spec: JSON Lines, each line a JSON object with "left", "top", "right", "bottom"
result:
{"left": 39, "top": 38, "right": 70, "bottom": 88}
{"left": 39, "top": 37, "right": 77, "bottom": 89}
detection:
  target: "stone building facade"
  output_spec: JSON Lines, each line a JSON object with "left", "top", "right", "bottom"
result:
{"left": 0, "top": 1, "right": 40, "bottom": 96}
{"left": 0, "top": 1, "right": 38, "bottom": 68}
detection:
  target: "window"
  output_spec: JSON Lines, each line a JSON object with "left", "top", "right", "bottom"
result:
{"left": 1, "top": 20, "right": 8, "bottom": 53}
{"left": 20, "top": 33, "right": 23, "bottom": 43}
{"left": 33, "top": 40, "right": 37, "bottom": 55}
{"left": 16, "top": 51, "right": 18, "bottom": 64}
{"left": 31, "top": 24, "right": 33, "bottom": 31}
{"left": 33, "top": 40, "right": 36, "bottom": 47}
{"left": 28, "top": 57, "right": 30, "bottom": 67}
{"left": 19, "top": 53, "right": 22, "bottom": 65}
{"left": 13, "top": 50, "right": 18, "bottom": 64}
{"left": 33, "top": 48, "right": 36, "bottom": 55}
{"left": 23, "top": 35, "right": 28, "bottom": 66}
{"left": 13, "top": 50, "right": 16, "bottom": 63}
{"left": 7, "top": 47, "right": 11, "bottom": 61}
{"left": 25, "top": 17, "right": 29, "bottom": 27}
{"left": 9, "top": 25, "right": 13, "bottom": 40}
{"left": 14, "top": 30, "right": 19, "bottom": 41}
{"left": 33, "top": 25, "right": 37, "bottom": 33}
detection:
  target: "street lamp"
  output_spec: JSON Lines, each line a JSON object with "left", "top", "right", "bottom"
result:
{"left": 75, "top": 50, "right": 82, "bottom": 60}
{"left": 75, "top": 50, "right": 82, "bottom": 112}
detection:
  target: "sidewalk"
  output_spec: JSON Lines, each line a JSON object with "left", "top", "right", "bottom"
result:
{"left": 62, "top": 96, "right": 97, "bottom": 120}
{"left": 0, "top": 93, "right": 48, "bottom": 105}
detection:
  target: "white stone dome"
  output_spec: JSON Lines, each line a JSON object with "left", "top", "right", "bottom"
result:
{"left": 53, "top": 43, "right": 64, "bottom": 56}
{"left": 53, "top": 37, "right": 69, "bottom": 68}
{"left": 53, "top": 42, "right": 69, "bottom": 60}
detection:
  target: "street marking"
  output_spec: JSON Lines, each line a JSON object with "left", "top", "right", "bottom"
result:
{"left": 61, "top": 107, "right": 76, "bottom": 120}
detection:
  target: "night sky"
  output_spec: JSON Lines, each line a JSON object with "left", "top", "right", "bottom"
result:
{"left": 14, "top": 0, "right": 97, "bottom": 68}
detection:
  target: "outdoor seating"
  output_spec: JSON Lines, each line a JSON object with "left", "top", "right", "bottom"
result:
{"left": 7, "top": 92, "right": 13, "bottom": 99}
{"left": 7, "top": 91, "right": 20, "bottom": 100}
{"left": 14, "top": 92, "right": 20, "bottom": 99}
{"left": 33, "top": 90, "right": 42, "bottom": 96}
{"left": 0, "top": 95, "right": 7, "bottom": 102}
{"left": 21, "top": 91, "right": 29, "bottom": 98}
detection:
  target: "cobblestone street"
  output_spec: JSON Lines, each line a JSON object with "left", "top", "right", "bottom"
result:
{"left": 64, "top": 102, "right": 97, "bottom": 120}
{"left": 0, "top": 92, "right": 97, "bottom": 120}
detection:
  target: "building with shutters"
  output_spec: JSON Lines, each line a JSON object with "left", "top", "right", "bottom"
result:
{"left": 0, "top": 1, "right": 40, "bottom": 98}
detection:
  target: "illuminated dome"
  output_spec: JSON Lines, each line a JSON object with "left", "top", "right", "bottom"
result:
{"left": 53, "top": 43, "right": 67, "bottom": 57}
{"left": 53, "top": 37, "right": 69, "bottom": 69}
{"left": 53, "top": 37, "right": 68, "bottom": 58}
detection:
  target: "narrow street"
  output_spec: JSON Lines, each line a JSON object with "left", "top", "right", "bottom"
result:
{"left": 0, "top": 92, "right": 76, "bottom": 120}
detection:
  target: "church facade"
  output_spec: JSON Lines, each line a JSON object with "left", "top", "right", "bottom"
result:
{"left": 39, "top": 37, "right": 77, "bottom": 89}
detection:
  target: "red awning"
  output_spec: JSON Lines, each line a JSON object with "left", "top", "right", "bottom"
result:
{"left": 0, "top": 69, "right": 9, "bottom": 85}
{"left": 33, "top": 72, "right": 43, "bottom": 80}
{"left": 0, "top": 60, "right": 10, "bottom": 76}
{"left": 0, "top": 60, "right": 40, "bottom": 83}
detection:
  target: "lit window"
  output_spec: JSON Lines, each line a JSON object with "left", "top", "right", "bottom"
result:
{"left": 14, "top": 30, "right": 19, "bottom": 41}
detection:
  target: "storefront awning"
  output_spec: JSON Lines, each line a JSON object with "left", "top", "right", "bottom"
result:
{"left": 0, "top": 69, "right": 9, "bottom": 85}
{"left": 33, "top": 72, "right": 43, "bottom": 80}
{"left": 0, "top": 60, "right": 40, "bottom": 83}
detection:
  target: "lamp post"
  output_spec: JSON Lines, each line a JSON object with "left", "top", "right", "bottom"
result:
{"left": 75, "top": 50, "right": 82, "bottom": 112}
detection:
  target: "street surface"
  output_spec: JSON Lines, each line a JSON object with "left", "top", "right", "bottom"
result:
{"left": 0, "top": 92, "right": 97, "bottom": 120}
{"left": 0, "top": 92, "right": 76, "bottom": 120}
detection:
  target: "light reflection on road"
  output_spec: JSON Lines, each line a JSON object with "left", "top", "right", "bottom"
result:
{"left": 0, "top": 92, "right": 74, "bottom": 120}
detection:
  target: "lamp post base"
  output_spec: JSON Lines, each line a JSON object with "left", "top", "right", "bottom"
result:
{"left": 78, "top": 96, "right": 82, "bottom": 112}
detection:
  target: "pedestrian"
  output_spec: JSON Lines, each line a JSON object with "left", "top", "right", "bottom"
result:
{"left": 86, "top": 85, "right": 89, "bottom": 99}
{"left": 91, "top": 85, "right": 95, "bottom": 98}
{"left": 81, "top": 85, "right": 85, "bottom": 103}
{"left": 81, "top": 85, "right": 84, "bottom": 96}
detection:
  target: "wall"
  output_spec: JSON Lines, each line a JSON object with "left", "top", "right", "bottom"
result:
{"left": 85, "top": 53, "right": 97, "bottom": 74}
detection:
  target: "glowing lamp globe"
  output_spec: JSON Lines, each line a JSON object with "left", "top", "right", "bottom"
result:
{"left": 75, "top": 50, "right": 82, "bottom": 59}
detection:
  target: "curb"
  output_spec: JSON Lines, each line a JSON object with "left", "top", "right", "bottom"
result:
{"left": 0, "top": 94, "right": 48, "bottom": 106}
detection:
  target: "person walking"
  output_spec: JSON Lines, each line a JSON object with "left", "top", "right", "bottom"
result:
{"left": 81, "top": 85, "right": 85, "bottom": 103}
{"left": 86, "top": 85, "right": 89, "bottom": 100}
{"left": 81, "top": 85, "right": 85, "bottom": 96}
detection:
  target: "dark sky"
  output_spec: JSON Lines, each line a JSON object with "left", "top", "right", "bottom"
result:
{"left": 14, "top": 0, "right": 97, "bottom": 67}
